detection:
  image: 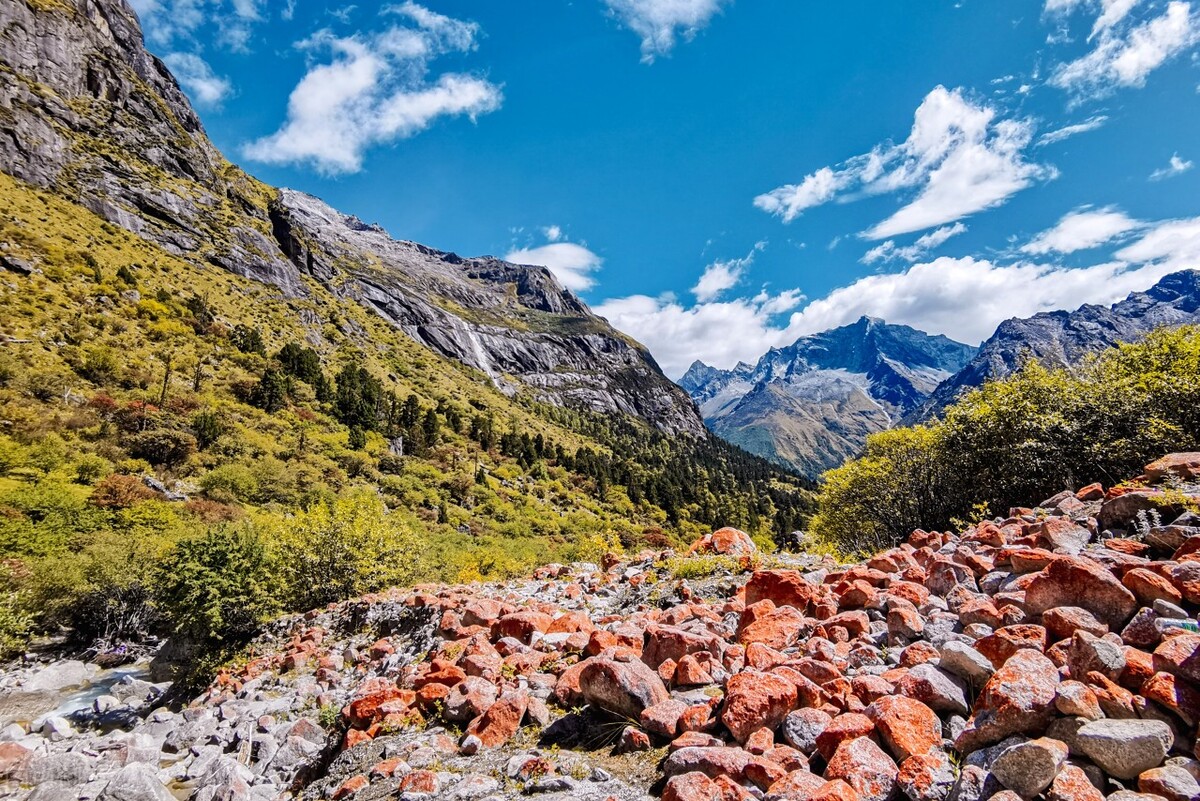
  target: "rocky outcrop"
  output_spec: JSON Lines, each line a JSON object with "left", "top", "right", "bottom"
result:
{"left": 7, "top": 455, "right": 1200, "bottom": 800}
{"left": 914, "top": 269, "right": 1200, "bottom": 421}
{"left": 0, "top": 0, "right": 706, "bottom": 437}
{"left": 271, "top": 192, "right": 706, "bottom": 436}
{"left": 680, "top": 317, "right": 976, "bottom": 475}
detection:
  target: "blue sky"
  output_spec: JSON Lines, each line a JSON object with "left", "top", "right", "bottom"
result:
{"left": 130, "top": 0, "right": 1200, "bottom": 377}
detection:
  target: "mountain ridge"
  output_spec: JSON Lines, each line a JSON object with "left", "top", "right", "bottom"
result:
{"left": 0, "top": 0, "right": 705, "bottom": 437}
{"left": 680, "top": 316, "right": 976, "bottom": 476}
{"left": 913, "top": 269, "right": 1200, "bottom": 421}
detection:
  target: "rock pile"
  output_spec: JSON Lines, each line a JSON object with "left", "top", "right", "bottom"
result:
{"left": 3, "top": 453, "right": 1200, "bottom": 800}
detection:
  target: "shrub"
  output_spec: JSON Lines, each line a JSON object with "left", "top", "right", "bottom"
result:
{"left": 265, "top": 492, "right": 424, "bottom": 611}
{"left": 73, "top": 454, "right": 111, "bottom": 485}
{"left": 90, "top": 474, "right": 156, "bottom": 509}
{"left": 154, "top": 526, "right": 280, "bottom": 649}
{"left": 126, "top": 428, "right": 197, "bottom": 466}
{"left": 199, "top": 463, "right": 258, "bottom": 503}
{"left": 811, "top": 325, "right": 1200, "bottom": 552}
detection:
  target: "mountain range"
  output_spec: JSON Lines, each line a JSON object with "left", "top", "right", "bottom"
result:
{"left": 681, "top": 271, "right": 1200, "bottom": 476}
{"left": 680, "top": 318, "right": 977, "bottom": 476}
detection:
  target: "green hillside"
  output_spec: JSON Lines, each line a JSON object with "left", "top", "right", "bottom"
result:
{"left": 0, "top": 170, "right": 811, "bottom": 662}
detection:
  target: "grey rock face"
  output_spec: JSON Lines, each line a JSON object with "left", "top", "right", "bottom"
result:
{"left": 1075, "top": 719, "right": 1172, "bottom": 780}
{"left": 679, "top": 316, "right": 976, "bottom": 476}
{"left": 0, "top": 0, "right": 706, "bottom": 439}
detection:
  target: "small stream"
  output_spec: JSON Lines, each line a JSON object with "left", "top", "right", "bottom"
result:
{"left": 0, "top": 660, "right": 155, "bottom": 730}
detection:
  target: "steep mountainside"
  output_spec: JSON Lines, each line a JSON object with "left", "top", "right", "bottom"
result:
{"left": 0, "top": 0, "right": 815, "bottom": 654}
{"left": 680, "top": 317, "right": 976, "bottom": 476}
{"left": 0, "top": 0, "right": 703, "bottom": 437}
{"left": 915, "top": 269, "right": 1200, "bottom": 421}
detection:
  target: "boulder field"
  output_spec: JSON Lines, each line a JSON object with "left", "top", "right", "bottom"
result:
{"left": 2, "top": 453, "right": 1200, "bottom": 800}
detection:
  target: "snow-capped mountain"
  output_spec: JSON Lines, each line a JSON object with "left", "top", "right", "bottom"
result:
{"left": 679, "top": 317, "right": 977, "bottom": 476}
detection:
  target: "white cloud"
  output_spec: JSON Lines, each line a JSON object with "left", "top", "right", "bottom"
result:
{"left": 862, "top": 223, "right": 967, "bottom": 264}
{"left": 1150, "top": 152, "right": 1195, "bottom": 180}
{"left": 691, "top": 244, "right": 764, "bottom": 302}
{"left": 601, "top": 214, "right": 1200, "bottom": 375}
{"left": 243, "top": 6, "right": 501, "bottom": 175}
{"left": 1022, "top": 206, "right": 1142, "bottom": 254}
{"left": 779, "top": 258, "right": 1180, "bottom": 346}
{"left": 1044, "top": 0, "right": 1142, "bottom": 38}
{"left": 543, "top": 225, "right": 564, "bottom": 242}
{"left": 1116, "top": 215, "right": 1200, "bottom": 263}
{"left": 163, "top": 52, "right": 232, "bottom": 107}
{"left": 1050, "top": 1, "right": 1199, "bottom": 99}
{"left": 505, "top": 243, "right": 603, "bottom": 293}
{"left": 1037, "top": 114, "right": 1109, "bottom": 145}
{"left": 603, "top": 0, "right": 731, "bottom": 62}
{"left": 594, "top": 287, "right": 805, "bottom": 378}
{"left": 692, "top": 261, "right": 743, "bottom": 303}
{"left": 755, "top": 86, "right": 1053, "bottom": 239}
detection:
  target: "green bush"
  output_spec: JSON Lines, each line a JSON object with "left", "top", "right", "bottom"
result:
{"left": 200, "top": 463, "right": 259, "bottom": 503}
{"left": 154, "top": 526, "right": 280, "bottom": 649}
{"left": 811, "top": 325, "right": 1200, "bottom": 552}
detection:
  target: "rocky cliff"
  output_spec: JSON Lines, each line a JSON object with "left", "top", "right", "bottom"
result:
{"left": 680, "top": 317, "right": 976, "bottom": 476}
{"left": 915, "top": 270, "right": 1200, "bottom": 422}
{"left": 0, "top": 0, "right": 705, "bottom": 437}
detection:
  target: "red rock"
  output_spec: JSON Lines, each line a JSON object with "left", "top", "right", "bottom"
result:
{"left": 578, "top": 656, "right": 669, "bottom": 719}
{"left": 745, "top": 570, "right": 817, "bottom": 611}
{"left": 722, "top": 671, "right": 798, "bottom": 743}
{"left": 851, "top": 675, "right": 895, "bottom": 704}
{"left": 671, "top": 732, "right": 725, "bottom": 751}
{"left": 368, "top": 758, "right": 406, "bottom": 779}
{"left": 1145, "top": 452, "right": 1200, "bottom": 482}
{"left": 399, "top": 770, "right": 440, "bottom": 794}
{"left": 662, "top": 772, "right": 723, "bottom": 801}
{"left": 824, "top": 737, "right": 898, "bottom": 801}
{"left": 616, "top": 725, "right": 652, "bottom": 753}
{"left": 332, "top": 775, "right": 369, "bottom": 799}
{"left": 642, "top": 699, "right": 689, "bottom": 738}
{"left": 744, "top": 756, "right": 788, "bottom": 790}
{"left": 0, "top": 743, "right": 30, "bottom": 780}
{"left": 1104, "top": 538, "right": 1151, "bottom": 556}
{"left": 1153, "top": 634, "right": 1200, "bottom": 684}
{"left": 745, "top": 642, "right": 788, "bottom": 671}
{"left": 1047, "top": 763, "right": 1104, "bottom": 801}
{"left": 976, "top": 625, "right": 1048, "bottom": 668}
{"left": 896, "top": 752, "right": 956, "bottom": 801}
{"left": 547, "top": 611, "right": 594, "bottom": 635}
{"left": 745, "top": 727, "right": 774, "bottom": 755}
{"left": 866, "top": 696, "right": 940, "bottom": 763}
{"left": 416, "top": 682, "right": 450, "bottom": 708}
{"left": 898, "top": 641, "right": 940, "bottom": 668}
{"left": 815, "top": 713, "right": 874, "bottom": 761}
{"left": 367, "top": 638, "right": 394, "bottom": 659}
{"left": 643, "top": 624, "right": 724, "bottom": 669}
{"left": 343, "top": 728, "right": 373, "bottom": 750}
{"left": 680, "top": 704, "right": 715, "bottom": 733}
{"left": 461, "top": 598, "right": 506, "bottom": 627}
{"left": 1042, "top": 606, "right": 1109, "bottom": 641}
{"left": 689, "top": 527, "right": 758, "bottom": 557}
{"left": 664, "top": 746, "right": 753, "bottom": 782}
{"left": 1124, "top": 568, "right": 1184, "bottom": 606}
{"left": 492, "top": 611, "right": 553, "bottom": 644}
{"left": 766, "top": 770, "right": 827, "bottom": 799}
{"left": 957, "top": 598, "right": 1003, "bottom": 629}
{"left": 955, "top": 649, "right": 1059, "bottom": 752}
{"left": 1141, "top": 671, "right": 1200, "bottom": 725}
{"left": 465, "top": 690, "right": 528, "bottom": 748}
{"left": 737, "top": 602, "right": 809, "bottom": 650}
{"left": 1076, "top": 483, "right": 1104, "bottom": 502}
{"left": 444, "top": 676, "right": 499, "bottom": 722}
{"left": 1024, "top": 556, "right": 1138, "bottom": 628}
